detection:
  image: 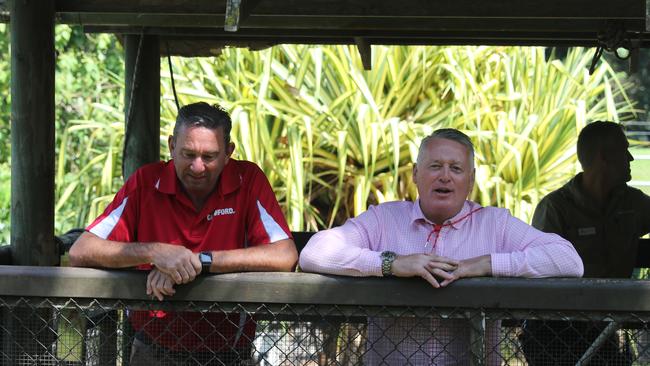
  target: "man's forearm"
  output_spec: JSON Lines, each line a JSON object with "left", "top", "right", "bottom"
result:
{"left": 299, "top": 228, "right": 382, "bottom": 276}
{"left": 491, "top": 242, "right": 583, "bottom": 278}
{"left": 69, "top": 231, "right": 189, "bottom": 269}
{"left": 68, "top": 231, "right": 156, "bottom": 268}
{"left": 208, "top": 239, "right": 298, "bottom": 273}
{"left": 463, "top": 254, "right": 492, "bottom": 277}
{"left": 70, "top": 231, "right": 203, "bottom": 284}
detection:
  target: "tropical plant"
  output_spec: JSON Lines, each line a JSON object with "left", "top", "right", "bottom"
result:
{"left": 158, "top": 45, "right": 636, "bottom": 229}
{"left": 52, "top": 27, "right": 125, "bottom": 235}
{"left": 441, "top": 47, "right": 638, "bottom": 220}
{"left": 55, "top": 107, "right": 126, "bottom": 233}
{"left": 0, "top": 25, "right": 125, "bottom": 242}
{"left": 0, "top": 38, "right": 637, "bottom": 240}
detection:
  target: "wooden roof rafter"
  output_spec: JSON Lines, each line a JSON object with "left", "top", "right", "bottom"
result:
{"left": 43, "top": 0, "right": 650, "bottom": 56}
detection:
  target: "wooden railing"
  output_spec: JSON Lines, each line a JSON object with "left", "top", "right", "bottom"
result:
{"left": 1, "top": 266, "right": 650, "bottom": 365}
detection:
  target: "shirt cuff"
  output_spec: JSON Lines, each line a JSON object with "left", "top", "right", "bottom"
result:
{"left": 490, "top": 253, "right": 511, "bottom": 277}
{"left": 363, "top": 251, "right": 384, "bottom": 277}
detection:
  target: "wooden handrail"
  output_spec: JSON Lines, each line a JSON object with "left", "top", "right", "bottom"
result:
{"left": 1, "top": 265, "right": 650, "bottom": 313}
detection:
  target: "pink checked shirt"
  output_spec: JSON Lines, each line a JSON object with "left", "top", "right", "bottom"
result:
{"left": 299, "top": 200, "right": 583, "bottom": 365}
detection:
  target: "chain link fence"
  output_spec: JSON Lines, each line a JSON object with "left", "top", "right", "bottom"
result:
{"left": 2, "top": 268, "right": 650, "bottom": 365}
{"left": 3, "top": 300, "right": 650, "bottom": 365}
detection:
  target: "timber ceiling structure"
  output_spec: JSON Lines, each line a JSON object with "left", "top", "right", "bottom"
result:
{"left": 41, "top": 0, "right": 650, "bottom": 56}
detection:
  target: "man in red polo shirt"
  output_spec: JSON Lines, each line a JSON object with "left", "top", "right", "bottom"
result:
{"left": 69, "top": 102, "right": 298, "bottom": 365}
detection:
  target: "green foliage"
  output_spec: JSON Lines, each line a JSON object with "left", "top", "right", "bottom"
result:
{"left": 0, "top": 25, "right": 124, "bottom": 243}
{"left": 0, "top": 35, "right": 638, "bottom": 241}
{"left": 0, "top": 24, "right": 10, "bottom": 165}
{"left": 159, "top": 45, "right": 635, "bottom": 229}
{"left": 444, "top": 47, "right": 637, "bottom": 220}
{"left": 0, "top": 25, "right": 8, "bottom": 245}
{"left": 53, "top": 27, "right": 125, "bottom": 234}
{"left": 56, "top": 110, "right": 126, "bottom": 231}
{"left": 54, "top": 26, "right": 124, "bottom": 124}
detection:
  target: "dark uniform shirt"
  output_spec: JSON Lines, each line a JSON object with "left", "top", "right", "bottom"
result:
{"left": 520, "top": 173, "right": 650, "bottom": 366}
{"left": 532, "top": 173, "right": 650, "bottom": 278}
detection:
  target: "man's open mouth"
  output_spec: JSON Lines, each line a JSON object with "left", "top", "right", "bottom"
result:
{"left": 434, "top": 188, "right": 452, "bottom": 194}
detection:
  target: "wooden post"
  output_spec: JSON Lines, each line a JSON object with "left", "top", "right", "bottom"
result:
{"left": 10, "top": 0, "right": 57, "bottom": 266}
{"left": 8, "top": 3, "right": 57, "bottom": 365}
{"left": 123, "top": 34, "right": 160, "bottom": 179}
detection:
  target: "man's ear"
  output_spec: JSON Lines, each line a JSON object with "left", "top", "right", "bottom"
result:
{"left": 470, "top": 167, "right": 476, "bottom": 193}
{"left": 226, "top": 142, "right": 236, "bottom": 157}
{"left": 167, "top": 135, "right": 175, "bottom": 157}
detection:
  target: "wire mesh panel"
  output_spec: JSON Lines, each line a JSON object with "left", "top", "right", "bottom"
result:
{"left": 2, "top": 297, "right": 650, "bottom": 366}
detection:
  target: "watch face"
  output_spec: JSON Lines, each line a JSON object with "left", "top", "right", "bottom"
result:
{"left": 199, "top": 253, "right": 211, "bottom": 263}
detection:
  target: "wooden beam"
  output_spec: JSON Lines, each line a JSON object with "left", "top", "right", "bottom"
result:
{"left": 3, "top": 267, "right": 650, "bottom": 313}
{"left": 62, "top": 14, "right": 647, "bottom": 33}
{"left": 86, "top": 26, "right": 650, "bottom": 49}
{"left": 123, "top": 35, "right": 161, "bottom": 179}
{"left": 86, "top": 25, "right": 608, "bottom": 40}
{"left": 240, "top": 0, "right": 263, "bottom": 24}
{"left": 55, "top": 0, "right": 645, "bottom": 19}
{"left": 47, "top": 0, "right": 650, "bottom": 49}
{"left": 10, "top": 0, "right": 57, "bottom": 266}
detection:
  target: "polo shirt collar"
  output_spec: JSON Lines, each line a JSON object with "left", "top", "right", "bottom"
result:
{"left": 218, "top": 159, "right": 241, "bottom": 196}
{"left": 411, "top": 199, "right": 475, "bottom": 229}
{"left": 155, "top": 159, "right": 242, "bottom": 196}
{"left": 157, "top": 160, "right": 178, "bottom": 194}
{"left": 567, "top": 173, "right": 627, "bottom": 213}
{"left": 410, "top": 199, "right": 427, "bottom": 223}
{"left": 566, "top": 173, "right": 589, "bottom": 207}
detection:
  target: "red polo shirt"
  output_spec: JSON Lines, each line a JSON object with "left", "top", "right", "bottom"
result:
{"left": 87, "top": 159, "right": 292, "bottom": 352}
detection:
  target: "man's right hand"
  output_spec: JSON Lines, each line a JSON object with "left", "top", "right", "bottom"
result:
{"left": 391, "top": 253, "right": 459, "bottom": 288}
{"left": 150, "top": 244, "right": 202, "bottom": 284}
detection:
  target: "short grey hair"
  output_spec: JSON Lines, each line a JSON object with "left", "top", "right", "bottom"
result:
{"left": 417, "top": 128, "right": 475, "bottom": 166}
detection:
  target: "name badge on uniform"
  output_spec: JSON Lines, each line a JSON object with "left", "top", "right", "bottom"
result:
{"left": 578, "top": 227, "right": 596, "bottom": 236}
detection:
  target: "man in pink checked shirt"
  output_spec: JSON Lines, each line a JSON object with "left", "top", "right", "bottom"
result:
{"left": 299, "top": 128, "right": 584, "bottom": 365}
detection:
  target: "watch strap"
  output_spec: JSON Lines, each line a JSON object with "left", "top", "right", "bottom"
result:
{"left": 199, "top": 251, "right": 213, "bottom": 274}
{"left": 381, "top": 251, "right": 396, "bottom": 277}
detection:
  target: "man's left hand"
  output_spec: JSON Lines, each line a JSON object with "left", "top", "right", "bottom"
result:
{"left": 147, "top": 268, "right": 177, "bottom": 301}
{"left": 440, "top": 254, "right": 492, "bottom": 287}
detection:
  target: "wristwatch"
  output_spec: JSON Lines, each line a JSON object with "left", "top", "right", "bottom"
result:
{"left": 380, "top": 251, "right": 397, "bottom": 277}
{"left": 198, "top": 251, "right": 213, "bottom": 274}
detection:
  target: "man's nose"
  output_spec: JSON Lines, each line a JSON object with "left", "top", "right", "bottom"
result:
{"left": 190, "top": 157, "right": 206, "bottom": 172}
{"left": 628, "top": 150, "right": 634, "bottom": 162}
{"left": 438, "top": 166, "right": 451, "bottom": 181}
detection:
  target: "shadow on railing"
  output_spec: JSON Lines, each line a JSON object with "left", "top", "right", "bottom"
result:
{"left": 1, "top": 266, "right": 650, "bottom": 365}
